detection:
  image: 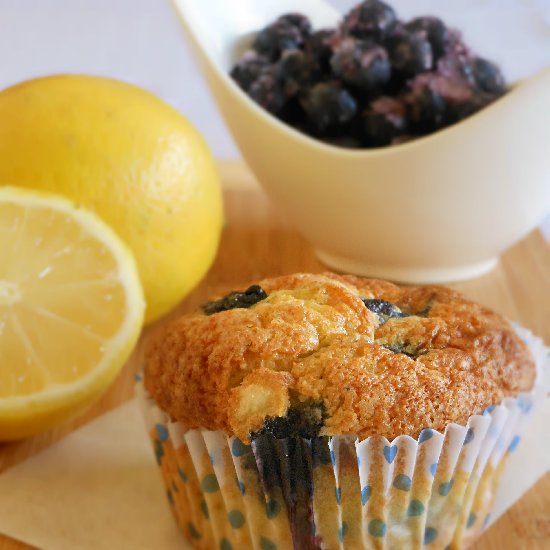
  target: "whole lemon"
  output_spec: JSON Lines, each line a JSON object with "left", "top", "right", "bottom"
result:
{"left": 0, "top": 75, "right": 223, "bottom": 322}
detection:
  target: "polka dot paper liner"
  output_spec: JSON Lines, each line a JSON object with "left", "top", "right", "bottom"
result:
{"left": 136, "top": 325, "right": 547, "bottom": 549}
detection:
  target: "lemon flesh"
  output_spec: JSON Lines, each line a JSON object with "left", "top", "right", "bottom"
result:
{"left": 0, "top": 187, "right": 144, "bottom": 440}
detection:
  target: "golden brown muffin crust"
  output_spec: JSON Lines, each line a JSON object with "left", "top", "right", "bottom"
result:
{"left": 144, "top": 273, "right": 536, "bottom": 442}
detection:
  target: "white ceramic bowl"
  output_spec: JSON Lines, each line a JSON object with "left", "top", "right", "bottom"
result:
{"left": 173, "top": 0, "right": 550, "bottom": 283}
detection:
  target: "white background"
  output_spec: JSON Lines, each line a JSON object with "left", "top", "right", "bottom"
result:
{"left": 1, "top": 0, "right": 550, "bottom": 159}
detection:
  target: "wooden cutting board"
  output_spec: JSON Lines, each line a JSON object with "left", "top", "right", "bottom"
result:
{"left": 0, "top": 161, "right": 548, "bottom": 550}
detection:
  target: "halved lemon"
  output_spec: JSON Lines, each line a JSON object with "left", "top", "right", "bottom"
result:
{"left": 0, "top": 187, "right": 145, "bottom": 440}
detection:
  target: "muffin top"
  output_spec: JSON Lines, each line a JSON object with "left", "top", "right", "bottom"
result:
{"left": 144, "top": 273, "right": 535, "bottom": 442}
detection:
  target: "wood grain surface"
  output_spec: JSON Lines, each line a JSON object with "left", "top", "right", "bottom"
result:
{"left": 0, "top": 162, "right": 548, "bottom": 550}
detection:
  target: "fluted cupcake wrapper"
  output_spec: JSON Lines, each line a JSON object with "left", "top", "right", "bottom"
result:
{"left": 136, "top": 325, "right": 547, "bottom": 550}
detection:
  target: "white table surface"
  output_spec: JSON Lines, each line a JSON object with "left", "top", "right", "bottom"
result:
{"left": 1, "top": 0, "right": 549, "bottom": 231}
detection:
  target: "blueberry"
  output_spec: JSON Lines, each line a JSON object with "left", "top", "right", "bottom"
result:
{"left": 277, "top": 97, "right": 305, "bottom": 128}
{"left": 300, "top": 82, "right": 358, "bottom": 134}
{"left": 388, "top": 30, "right": 433, "bottom": 74}
{"left": 452, "top": 94, "right": 493, "bottom": 121}
{"left": 405, "top": 17, "right": 450, "bottom": 61}
{"left": 277, "top": 50, "right": 313, "bottom": 97}
{"left": 276, "top": 13, "right": 312, "bottom": 37}
{"left": 406, "top": 85, "right": 447, "bottom": 133}
{"left": 405, "top": 53, "right": 497, "bottom": 132}
{"left": 304, "top": 29, "right": 335, "bottom": 74}
{"left": 342, "top": 0, "right": 397, "bottom": 41}
{"left": 452, "top": 100, "right": 477, "bottom": 121}
{"left": 382, "top": 341, "right": 421, "bottom": 358}
{"left": 230, "top": 50, "right": 270, "bottom": 91}
{"left": 253, "top": 20, "right": 304, "bottom": 61}
{"left": 382, "top": 67, "right": 412, "bottom": 96}
{"left": 469, "top": 57, "right": 506, "bottom": 95}
{"left": 362, "top": 97, "right": 408, "bottom": 147}
{"left": 363, "top": 298, "right": 409, "bottom": 323}
{"left": 363, "top": 111, "right": 396, "bottom": 146}
{"left": 202, "top": 285, "right": 268, "bottom": 315}
{"left": 330, "top": 38, "right": 391, "bottom": 91}
{"left": 439, "top": 49, "right": 475, "bottom": 82}
{"left": 248, "top": 68, "right": 287, "bottom": 114}
{"left": 251, "top": 402, "right": 326, "bottom": 439}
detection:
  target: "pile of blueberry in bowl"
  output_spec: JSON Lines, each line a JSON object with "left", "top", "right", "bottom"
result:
{"left": 230, "top": 0, "right": 506, "bottom": 149}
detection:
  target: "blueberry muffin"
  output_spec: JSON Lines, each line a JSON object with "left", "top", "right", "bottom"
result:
{"left": 141, "top": 273, "right": 537, "bottom": 550}
{"left": 144, "top": 272, "right": 534, "bottom": 441}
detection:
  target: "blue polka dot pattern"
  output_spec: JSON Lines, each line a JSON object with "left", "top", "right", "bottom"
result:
{"left": 238, "top": 480, "right": 246, "bottom": 495}
{"left": 407, "top": 499, "right": 424, "bottom": 517}
{"left": 220, "top": 538, "right": 232, "bottom": 550}
{"left": 201, "top": 474, "right": 219, "bottom": 493}
{"left": 517, "top": 395, "right": 529, "bottom": 411}
{"left": 335, "top": 487, "right": 341, "bottom": 504}
{"left": 383, "top": 445, "right": 398, "bottom": 464}
{"left": 424, "top": 527, "right": 438, "bottom": 544}
{"left": 231, "top": 438, "right": 249, "bottom": 457}
{"left": 265, "top": 499, "right": 281, "bottom": 519}
{"left": 178, "top": 468, "right": 188, "bottom": 483}
{"left": 438, "top": 479, "right": 454, "bottom": 497}
{"left": 155, "top": 424, "right": 169, "bottom": 442}
{"left": 361, "top": 485, "right": 371, "bottom": 506}
{"left": 430, "top": 463, "right": 438, "bottom": 477}
{"left": 467, "top": 512, "right": 477, "bottom": 528}
{"left": 330, "top": 450, "right": 336, "bottom": 465}
{"left": 260, "top": 537, "right": 277, "bottom": 550}
{"left": 154, "top": 440, "right": 164, "bottom": 465}
{"left": 339, "top": 521, "right": 348, "bottom": 542}
{"left": 418, "top": 429, "right": 434, "bottom": 443}
{"left": 368, "top": 519, "right": 387, "bottom": 538}
{"left": 464, "top": 428, "right": 475, "bottom": 444}
{"left": 200, "top": 500, "right": 209, "bottom": 519}
{"left": 228, "top": 509, "right": 245, "bottom": 529}
{"left": 188, "top": 522, "right": 201, "bottom": 540}
{"left": 508, "top": 435, "right": 521, "bottom": 453}
{"left": 393, "top": 474, "right": 412, "bottom": 491}
{"left": 209, "top": 453, "right": 216, "bottom": 465}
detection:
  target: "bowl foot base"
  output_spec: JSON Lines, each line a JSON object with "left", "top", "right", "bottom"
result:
{"left": 315, "top": 250, "right": 498, "bottom": 284}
